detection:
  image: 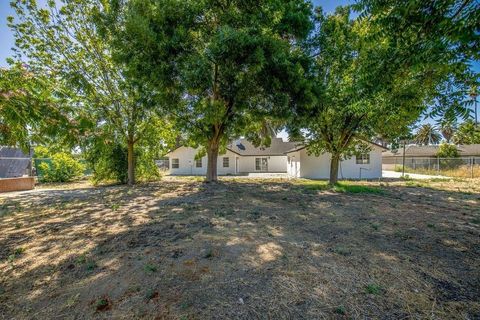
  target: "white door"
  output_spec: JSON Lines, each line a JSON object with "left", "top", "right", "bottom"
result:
{"left": 255, "top": 157, "right": 268, "bottom": 171}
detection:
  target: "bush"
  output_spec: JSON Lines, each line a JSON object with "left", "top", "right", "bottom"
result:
{"left": 437, "top": 143, "right": 459, "bottom": 158}
{"left": 38, "top": 153, "right": 85, "bottom": 182}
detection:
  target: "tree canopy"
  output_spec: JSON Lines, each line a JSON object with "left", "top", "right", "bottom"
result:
{"left": 0, "top": 63, "right": 71, "bottom": 150}
{"left": 107, "top": 0, "right": 314, "bottom": 182}
{"left": 9, "top": 0, "right": 177, "bottom": 184}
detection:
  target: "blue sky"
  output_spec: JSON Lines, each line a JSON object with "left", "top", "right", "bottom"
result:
{"left": 0, "top": 0, "right": 353, "bottom": 67}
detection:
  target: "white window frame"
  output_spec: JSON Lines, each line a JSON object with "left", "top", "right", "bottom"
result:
{"left": 223, "top": 157, "right": 229, "bottom": 167}
{"left": 255, "top": 157, "right": 268, "bottom": 171}
{"left": 356, "top": 153, "right": 370, "bottom": 165}
{"left": 172, "top": 158, "right": 180, "bottom": 169}
{"left": 195, "top": 158, "right": 202, "bottom": 168}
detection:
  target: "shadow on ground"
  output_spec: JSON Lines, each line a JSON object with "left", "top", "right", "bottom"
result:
{"left": 0, "top": 179, "right": 479, "bottom": 319}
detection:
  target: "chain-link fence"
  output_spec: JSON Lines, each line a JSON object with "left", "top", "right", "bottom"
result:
{"left": 383, "top": 157, "right": 480, "bottom": 178}
{"left": 0, "top": 157, "right": 32, "bottom": 178}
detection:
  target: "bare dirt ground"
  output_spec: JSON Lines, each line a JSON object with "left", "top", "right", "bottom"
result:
{"left": 1, "top": 177, "right": 479, "bottom": 319}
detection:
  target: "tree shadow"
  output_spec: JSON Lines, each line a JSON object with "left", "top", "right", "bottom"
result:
{"left": 0, "top": 179, "right": 479, "bottom": 319}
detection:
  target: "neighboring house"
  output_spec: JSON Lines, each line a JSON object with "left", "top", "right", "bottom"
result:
{"left": 286, "top": 142, "right": 386, "bottom": 179}
{"left": 0, "top": 146, "right": 31, "bottom": 178}
{"left": 382, "top": 144, "right": 480, "bottom": 170}
{"left": 165, "top": 138, "right": 297, "bottom": 175}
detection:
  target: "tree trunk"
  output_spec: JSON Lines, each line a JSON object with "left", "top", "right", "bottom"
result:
{"left": 329, "top": 153, "right": 340, "bottom": 185}
{"left": 206, "top": 139, "right": 219, "bottom": 183}
{"left": 127, "top": 139, "right": 135, "bottom": 186}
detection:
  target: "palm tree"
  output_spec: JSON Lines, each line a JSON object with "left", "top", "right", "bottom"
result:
{"left": 439, "top": 120, "right": 457, "bottom": 143}
{"left": 414, "top": 124, "right": 441, "bottom": 145}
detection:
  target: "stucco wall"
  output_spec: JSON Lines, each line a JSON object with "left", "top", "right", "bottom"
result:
{"left": 237, "top": 156, "right": 287, "bottom": 173}
{"left": 287, "top": 152, "right": 301, "bottom": 177}
{"left": 167, "top": 147, "right": 236, "bottom": 176}
{"left": 287, "top": 147, "right": 383, "bottom": 179}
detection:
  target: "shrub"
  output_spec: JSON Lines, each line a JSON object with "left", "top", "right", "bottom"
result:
{"left": 437, "top": 143, "right": 459, "bottom": 158}
{"left": 38, "top": 153, "right": 85, "bottom": 182}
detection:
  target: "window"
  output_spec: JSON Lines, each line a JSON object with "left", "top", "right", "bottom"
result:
{"left": 223, "top": 157, "right": 229, "bottom": 167}
{"left": 356, "top": 153, "right": 370, "bottom": 164}
{"left": 195, "top": 159, "right": 202, "bottom": 168}
{"left": 172, "top": 158, "right": 179, "bottom": 168}
{"left": 255, "top": 158, "right": 268, "bottom": 171}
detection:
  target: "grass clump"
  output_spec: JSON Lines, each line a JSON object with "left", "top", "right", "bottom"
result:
{"left": 334, "top": 305, "right": 346, "bottom": 315}
{"left": 333, "top": 182, "right": 384, "bottom": 194}
{"left": 144, "top": 263, "right": 158, "bottom": 273}
{"left": 365, "top": 283, "right": 382, "bottom": 295}
{"left": 333, "top": 246, "right": 351, "bottom": 256}
{"left": 95, "top": 297, "right": 111, "bottom": 311}
{"left": 7, "top": 247, "right": 25, "bottom": 263}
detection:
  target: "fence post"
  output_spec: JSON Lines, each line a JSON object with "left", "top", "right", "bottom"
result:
{"left": 471, "top": 157, "right": 474, "bottom": 179}
{"left": 437, "top": 157, "right": 440, "bottom": 172}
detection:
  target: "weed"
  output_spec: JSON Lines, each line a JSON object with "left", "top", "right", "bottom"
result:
{"left": 405, "top": 181, "right": 424, "bottom": 188}
{"left": 179, "top": 301, "right": 192, "bottom": 310}
{"left": 144, "top": 263, "right": 157, "bottom": 273}
{"left": 334, "top": 183, "right": 384, "bottom": 194}
{"left": 427, "top": 223, "right": 436, "bottom": 229}
{"left": 471, "top": 218, "right": 480, "bottom": 225}
{"left": 76, "top": 255, "right": 87, "bottom": 264}
{"left": 95, "top": 297, "right": 111, "bottom": 311}
{"left": 145, "top": 289, "right": 158, "bottom": 300}
{"left": 85, "top": 261, "right": 97, "bottom": 271}
{"left": 365, "top": 283, "right": 382, "bottom": 295}
{"left": 7, "top": 247, "right": 25, "bottom": 262}
{"left": 111, "top": 203, "right": 120, "bottom": 211}
{"left": 333, "top": 246, "right": 351, "bottom": 256}
{"left": 334, "top": 305, "right": 346, "bottom": 315}
{"left": 203, "top": 248, "right": 216, "bottom": 259}
{"left": 370, "top": 223, "right": 380, "bottom": 231}
{"left": 65, "top": 293, "right": 80, "bottom": 308}
{"left": 248, "top": 210, "right": 262, "bottom": 220}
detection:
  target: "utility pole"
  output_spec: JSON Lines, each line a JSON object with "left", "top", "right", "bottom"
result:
{"left": 402, "top": 139, "right": 406, "bottom": 177}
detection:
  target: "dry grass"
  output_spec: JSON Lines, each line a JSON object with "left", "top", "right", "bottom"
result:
{"left": 395, "top": 164, "right": 480, "bottom": 179}
{"left": 0, "top": 177, "right": 479, "bottom": 319}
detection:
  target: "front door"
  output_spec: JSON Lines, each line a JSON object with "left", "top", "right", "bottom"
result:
{"left": 255, "top": 157, "right": 268, "bottom": 171}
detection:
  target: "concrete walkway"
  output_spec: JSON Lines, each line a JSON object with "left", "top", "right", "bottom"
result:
{"left": 224, "top": 172, "right": 290, "bottom": 179}
{"left": 382, "top": 170, "right": 449, "bottom": 180}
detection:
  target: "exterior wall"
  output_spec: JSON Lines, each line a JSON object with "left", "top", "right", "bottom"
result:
{"left": 237, "top": 156, "right": 287, "bottom": 173}
{"left": 287, "top": 152, "right": 301, "bottom": 177}
{"left": 288, "top": 147, "right": 383, "bottom": 179}
{"left": 0, "top": 177, "right": 35, "bottom": 193}
{"left": 167, "top": 147, "right": 236, "bottom": 176}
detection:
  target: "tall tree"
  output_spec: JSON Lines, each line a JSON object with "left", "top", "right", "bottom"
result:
{"left": 439, "top": 120, "right": 457, "bottom": 143}
{"left": 357, "top": 0, "right": 479, "bottom": 121}
{"left": 290, "top": 7, "right": 445, "bottom": 184}
{"left": 0, "top": 63, "right": 71, "bottom": 150}
{"left": 9, "top": 0, "right": 173, "bottom": 185}
{"left": 108, "top": 0, "right": 313, "bottom": 182}
{"left": 453, "top": 119, "right": 480, "bottom": 144}
{"left": 414, "top": 124, "right": 442, "bottom": 145}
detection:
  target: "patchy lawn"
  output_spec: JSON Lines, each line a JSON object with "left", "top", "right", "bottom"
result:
{"left": 0, "top": 177, "right": 479, "bottom": 319}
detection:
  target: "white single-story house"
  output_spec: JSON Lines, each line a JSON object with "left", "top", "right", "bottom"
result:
{"left": 164, "top": 138, "right": 385, "bottom": 179}
{"left": 165, "top": 138, "right": 298, "bottom": 175}
{"left": 286, "top": 142, "right": 386, "bottom": 179}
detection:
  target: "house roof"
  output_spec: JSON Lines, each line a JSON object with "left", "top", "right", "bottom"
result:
{"left": 227, "top": 138, "right": 299, "bottom": 156}
{"left": 285, "top": 140, "right": 388, "bottom": 154}
{"left": 383, "top": 144, "right": 480, "bottom": 157}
